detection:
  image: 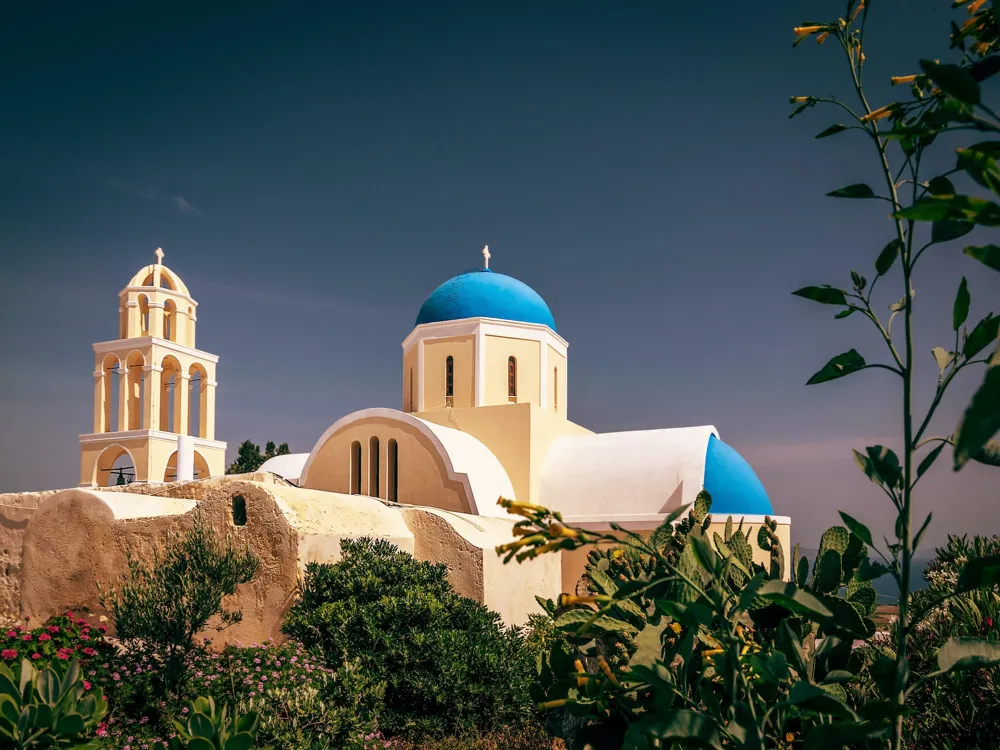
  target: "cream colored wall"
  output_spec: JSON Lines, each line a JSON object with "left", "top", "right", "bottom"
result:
{"left": 548, "top": 346, "right": 567, "bottom": 415}
{"left": 559, "top": 518, "right": 793, "bottom": 594}
{"left": 416, "top": 403, "right": 592, "bottom": 508}
{"left": 422, "top": 335, "right": 475, "bottom": 410}
{"left": 300, "top": 416, "right": 473, "bottom": 514}
{"left": 484, "top": 335, "right": 539, "bottom": 406}
{"left": 80, "top": 436, "right": 225, "bottom": 486}
{"left": 403, "top": 346, "right": 418, "bottom": 412}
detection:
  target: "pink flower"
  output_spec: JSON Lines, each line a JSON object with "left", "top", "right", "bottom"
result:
{"left": 31, "top": 653, "right": 41, "bottom": 660}
{"left": 5, "top": 630, "right": 16, "bottom": 638}
{"left": 80, "top": 634, "right": 90, "bottom": 641}
{"left": 83, "top": 647, "right": 97, "bottom": 656}
{"left": 1, "top": 649, "right": 16, "bottom": 659}
{"left": 47, "top": 626, "right": 60, "bottom": 634}
{"left": 21, "top": 635, "right": 32, "bottom": 641}
{"left": 98, "top": 625, "right": 108, "bottom": 633}
{"left": 57, "top": 652, "right": 70, "bottom": 660}
{"left": 112, "top": 672, "right": 121, "bottom": 681}
{"left": 38, "top": 634, "right": 51, "bottom": 641}
{"left": 83, "top": 681, "right": 92, "bottom": 690}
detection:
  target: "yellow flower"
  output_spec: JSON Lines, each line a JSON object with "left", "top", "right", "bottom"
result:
{"left": 670, "top": 622, "right": 683, "bottom": 635}
{"left": 558, "top": 593, "right": 607, "bottom": 607}
{"left": 890, "top": 75, "right": 918, "bottom": 85}
{"left": 816, "top": 31, "right": 830, "bottom": 45}
{"left": 969, "top": 0, "right": 988, "bottom": 13}
{"left": 793, "top": 25, "right": 824, "bottom": 37}
{"left": 612, "top": 548, "right": 624, "bottom": 559}
{"left": 548, "top": 522, "right": 581, "bottom": 539}
{"left": 859, "top": 104, "right": 894, "bottom": 122}
{"left": 785, "top": 732, "right": 796, "bottom": 742}
{"left": 598, "top": 657, "right": 620, "bottom": 685}
{"left": 790, "top": 96, "right": 811, "bottom": 103}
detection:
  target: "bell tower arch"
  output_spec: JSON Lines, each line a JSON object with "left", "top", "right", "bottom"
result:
{"left": 79, "top": 248, "right": 226, "bottom": 486}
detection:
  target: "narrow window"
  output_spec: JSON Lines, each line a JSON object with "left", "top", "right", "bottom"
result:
{"left": 369, "top": 437, "right": 380, "bottom": 497}
{"left": 508, "top": 356, "right": 517, "bottom": 401}
{"left": 387, "top": 439, "right": 399, "bottom": 502}
{"left": 231, "top": 495, "right": 247, "bottom": 526}
{"left": 351, "top": 441, "right": 362, "bottom": 495}
{"left": 446, "top": 356, "right": 454, "bottom": 406}
{"left": 408, "top": 368, "right": 414, "bottom": 411}
{"left": 554, "top": 367, "right": 559, "bottom": 412}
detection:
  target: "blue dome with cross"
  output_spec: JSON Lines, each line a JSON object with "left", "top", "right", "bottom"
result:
{"left": 415, "top": 254, "right": 556, "bottom": 330}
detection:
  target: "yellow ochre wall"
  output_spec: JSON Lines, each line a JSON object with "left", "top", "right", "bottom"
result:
{"left": 301, "top": 416, "right": 473, "bottom": 514}
{"left": 485, "top": 335, "right": 539, "bottom": 406}
{"left": 403, "top": 346, "right": 418, "bottom": 412}
{"left": 422, "top": 335, "right": 475, "bottom": 410}
{"left": 79, "top": 438, "right": 224, "bottom": 487}
{"left": 548, "top": 346, "right": 567, "bottom": 414}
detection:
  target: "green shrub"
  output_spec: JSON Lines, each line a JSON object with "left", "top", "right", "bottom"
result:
{"left": 0, "top": 657, "right": 108, "bottom": 749}
{"left": 282, "top": 538, "right": 537, "bottom": 740}
{"left": 99, "top": 511, "right": 260, "bottom": 693}
{"left": 168, "top": 695, "right": 266, "bottom": 750}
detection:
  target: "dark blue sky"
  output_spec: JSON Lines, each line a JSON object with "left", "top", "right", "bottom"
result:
{"left": 1, "top": 0, "right": 996, "bottom": 547}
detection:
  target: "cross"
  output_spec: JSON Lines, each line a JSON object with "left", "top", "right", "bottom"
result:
{"left": 154, "top": 247, "right": 164, "bottom": 265}
{"left": 482, "top": 244, "right": 490, "bottom": 269}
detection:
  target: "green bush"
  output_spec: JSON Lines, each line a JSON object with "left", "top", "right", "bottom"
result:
{"left": 0, "top": 657, "right": 108, "bottom": 749}
{"left": 168, "top": 695, "right": 266, "bottom": 750}
{"left": 282, "top": 538, "right": 538, "bottom": 740}
{"left": 99, "top": 511, "right": 260, "bottom": 693}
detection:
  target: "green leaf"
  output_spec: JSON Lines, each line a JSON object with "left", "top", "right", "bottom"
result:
{"left": 894, "top": 197, "right": 954, "bottom": 221}
{"left": 932, "top": 346, "right": 954, "bottom": 371}
{"left": 55, "top": 713, "right": 85, "bottom": 737}
{"left": 913, "top": 512, "right": 933, "bottom": 552}
{"left": 932, "top": 219, "right": 974, "bottom": 244}
{"left": 625, "top": 709, "right": 723, "bottom": 750}
{"left": 954, "top": 277, "right": 970, "bottom": 331}
{"left": 627, "top": 620, "right": 668, "bottom": 670}
{"left": 838, "top": 511, "right": 873, "bottom": 546}
{"left": 917, "top": 441, "right": 946, "bottom": 478}
{"left": 792, "top": 285, "right": 848, "bottom": 306}
{"left": 816, "top": 123, "right": 849, "bottom": 139}
{"left": 785, "top": 681, "right": 859, "bottom": 720}
{"left": 553, "top": 608, "right": 638, "bottom": 634}
{"left": 757, "top": 580, "right": 833, "bottom": 620}
{"left": 937, "top": 638, "right": 1000, "bottom": 672}
{"left": 796, "top": 554, "right": 810, "bottom": 587}
{"left": 964, "top": 244, "right": 1000, "bottom": 272}
{"left": 954, "top": 353, "right": 1000, "bottom": 469}
{"left": 919, "top": 59, "right": 981, "bottom": 105}
{"left": 875, "top": 239, "right": 901, "bottom": 276}
{"left": 827, "top": 183, "right": 877, "bottom": 199}
{"left": 807, "top": 349, "right": 867, "bottom": 385}
{"left": 927, "top": 175, "right": 956, "bottom": 196}
{"left": 224, "top": 733, "right": 255, "bottom": 750}
{"left": 955, "top": 553, "right": 1000, "bottom": 593}
{"left": 185, "top": 738, "right": 216, "bottom": 750}
{"left": 834, "top": 306, "right": 858, "bottom": 319}
{"left": 963, "top": 314, "right": 999, "bottom": 359}
{"left": 190, "top": 711, "right": 215, "bottom": 738}
{"left": 816, "top": 550, "right": 842, "bottom": 593}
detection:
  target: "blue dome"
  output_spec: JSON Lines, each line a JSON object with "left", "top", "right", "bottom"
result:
{"left": 703, "top": 434, "right": 774, "bottom": 516}
{"left": 415, "top": 269, "right": 556, "bottom": 330}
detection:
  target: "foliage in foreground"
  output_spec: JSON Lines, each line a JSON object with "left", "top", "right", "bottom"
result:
{"left": 499, "top": 490, "right": 1000, "bottom": 750}
{"left": 227, "top": 440, "right": 291, "bottom": 475}
{"left": 0, "top": 657, "right": 108, "bottom": 749}
{"left": 282, "top": 537, "right": 540, "bottom": 740}
{"left": 98, "top": 512, "right": 260, "bottom": 693}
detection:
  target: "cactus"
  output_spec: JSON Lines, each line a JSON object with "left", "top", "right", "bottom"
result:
{"left": 796, "top": 554, "right": 810, "bottom": 588}
{"left": 692, "top": 490, "right": 711, "bottom": 524}
{"left": 0, "top": 658, "right": 108, "bottom": 749}
{"left": 169, "top": 696, "right": 267, "bottom": 750}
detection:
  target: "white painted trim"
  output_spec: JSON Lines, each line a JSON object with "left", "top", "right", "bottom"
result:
{"left": 298, "top": 407, "right": 515, "bottom": 516}
{"left": 147, "top": 300, "right": 165, "bottom": 309}
{"left": 93, "top": 370, "right": 104, "bottom": 378}
{"left": 79, "top": 429, "right": 226, "bottom": 450}
{"left": 401, "top": 317, "right": 568, "bottom": 353}
{"left": 206, "top": 380, "right": 218, "bottom": 388}
{"left": 92, "top": 337, "right": 220, "bottom": 364}
{"left": 474, "top": 325, "right": 486, "bottom": 406}
{"left": 416, "top": 339, "right": 425, "bottom": 411}
{"left": 142, "top": 365, "right": 164, "bottom": 373}
{"left": 125, "top": 300, "right": 138, "bottom": 308}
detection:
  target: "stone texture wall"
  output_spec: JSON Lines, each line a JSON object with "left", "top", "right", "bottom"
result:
{"left": 0, "top": 490, "right": 61, "bottom": 621}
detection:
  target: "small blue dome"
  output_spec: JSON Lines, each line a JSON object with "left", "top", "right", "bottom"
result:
{"left": 415, "top": 269, "right": 556, "bottom": 330}
{"left": 703, "top": 434, "right": 774, "bottom": 516}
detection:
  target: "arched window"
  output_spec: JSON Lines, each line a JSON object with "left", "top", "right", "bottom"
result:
{"left": 387, "top": 439, "right": 399, "bottom": 502}
{"left": 445, "top": 356, "right": 454, "bottom": 406}
{"left": 138, "top": 296, "right": 150, "bottom": 336}
{"left": 508, "top": 356, "right": 517, "bottom": 401}
{"left": 369, "top": 437, "right": 380, "bottom": 498}
{"left": 164, "top": 300, "right": 177, "bottom": 342}
{"left": 554, "top": 367, "right": 559, "bottom": 412}
{"left": 350, "top": 441, "right": 362, "bottom": 495}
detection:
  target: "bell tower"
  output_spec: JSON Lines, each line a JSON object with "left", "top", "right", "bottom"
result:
{"left": 79, "top": 249, "right": 227, "bottom": 487}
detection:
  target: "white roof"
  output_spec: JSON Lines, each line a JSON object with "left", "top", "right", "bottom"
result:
{"left": 257, "top": 453, "right": 309, "bottom": 483}
{"left": 538, "top": 426, "right": 718, "bottom": 524}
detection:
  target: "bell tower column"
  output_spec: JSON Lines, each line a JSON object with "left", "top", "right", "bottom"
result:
{"left": 143, "top": 365, "right": 162, "bottom": 430}
{"left": 117, "top": 367, "right": 130, "bottom": 431}
{"left": 93, "top": 369, "right": 105, "bottom": 433}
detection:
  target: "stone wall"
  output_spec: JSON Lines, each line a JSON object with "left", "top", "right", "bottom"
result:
{"left": 0, "top": 490, "right": 62, "bottom": 621}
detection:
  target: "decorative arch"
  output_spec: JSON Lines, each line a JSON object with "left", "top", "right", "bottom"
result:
{"left": 137, "top": 295, "right": 150, "bottom": 336}
{"left": 165, "top": 449, "right": 211, "bottom": 481}
{"left": 188, "top": 363, "right": 208, "bottom": 437}
{"left": 100, "top": 354, "right": 120, "bottom": 433}
{"left": 92, "top": 444, "right": 136, "bottom": 487}
{"left": 160, "top": 355, "right": 183, "bottom": 433}
{"left": 125, "top": 350, "right": 145, "bottom": 430}
{"left": 163, "top": 299, "right": 177, "bottom": 342}
{"left": 300, "top": 408, "right": 516, "bottom": 517}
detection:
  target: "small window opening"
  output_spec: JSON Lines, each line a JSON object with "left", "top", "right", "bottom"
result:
{"left": 387, "top": 439, "right": 399, "bottom": 502}
{"left": 351, "top": 441, "right": 362, "bottom": 495}
{"left": 554, "top": 367, "right": 559, "bottom": 411}
{"left": 369, "top": 436, "right": 380, "bottom": 497}
{"left": 232, "top": 495, "right": 247, "bottom": 526}
{"left": 508, "top": 356, "right": 517, "bottom": 401}
{"left": 446, "top": 356, "right": 454, "bottom": 406}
